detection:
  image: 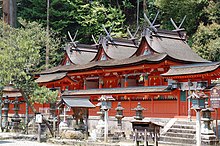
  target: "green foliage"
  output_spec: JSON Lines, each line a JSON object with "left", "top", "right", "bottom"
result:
{"left": 202, "top": 0, "right": 220, "bottom": 24}
{"left": 18, "top": 0, "right": 78, "bottom": 40}
{"left": 122, "top": 0, "right": 134, "bottom": 9}
{"left": 0, "top": 19, "right": 61, "bottom": 106}
{"left": 0, "top": 21, "right": 39, "bottom": 86}
{"left": 192, "top": 23, "right": 220, "bottom": 61}
{"left": 192, "top": 1, "right": 220, "bottom": 61}
{"left": 18, "top": 0, "right": 126, "bottom": 43}
{"left": 74, "top": 1, "right": 125, "bottom": 42}
{"left": 155, "top": 0, "right": 208, "bottom": 36}
{"left": 30, "top": 86, "right": 58, "bottom": 104}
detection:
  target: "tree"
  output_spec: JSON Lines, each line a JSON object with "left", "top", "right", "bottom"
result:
{"left": 0, "top": 19, "right": 60, "bottom": 132}
{"left": 30, "top": 86, "right": 58, "bottom": 104}
{"left": 0, "top": 18, "right": 61, "bottom": 101}
{"left": 18, "top": 0, "right": 126, "bottom": 43}
{"left": 155, "top": 0, "right": 208, "bottom": 36}
{"left": 73, "top": 1, "right": 125, "bottom": 42}
{"left": 192, "top": 1, "right": 220, "bottom": 61}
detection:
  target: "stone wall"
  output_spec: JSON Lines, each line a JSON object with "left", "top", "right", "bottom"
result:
{"left": 88, "top": 116, "right": 171, "bottom": 138}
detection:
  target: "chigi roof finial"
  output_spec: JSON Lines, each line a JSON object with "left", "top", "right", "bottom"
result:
{"left": 143, "top": 11, "right": 160, "bottom": 33}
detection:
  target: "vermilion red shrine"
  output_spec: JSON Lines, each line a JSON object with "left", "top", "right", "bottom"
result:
{"left": 36, "top": 29, "right": 220, "bottom": 118}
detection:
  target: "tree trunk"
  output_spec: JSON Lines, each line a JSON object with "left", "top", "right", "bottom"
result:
{"left": 3, "top": 0, "right": 17, "bottom": 27}
{"left": 143, "top": 0, "right": 147, "bottom": 14}
{"left": 20, "top": 89, "right": 53, "bottom": 136}
{"left": 46, "top": 0, "right": 50, "bottom": 70}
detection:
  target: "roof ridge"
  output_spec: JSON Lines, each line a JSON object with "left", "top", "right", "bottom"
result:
{"left": 171, "top": 62, "right": 219, "bottom": 69}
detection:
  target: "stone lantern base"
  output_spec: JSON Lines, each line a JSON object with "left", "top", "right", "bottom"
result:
{"left": 201, "top": 119, "right": 218, "bottom": 145}
{"left": 201, "top": 134, "right": 218, "bottom": 145}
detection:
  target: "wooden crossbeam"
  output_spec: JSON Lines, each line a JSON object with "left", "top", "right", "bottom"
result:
{"left": 70, "top": 48, "right": 97, "bottom": 53}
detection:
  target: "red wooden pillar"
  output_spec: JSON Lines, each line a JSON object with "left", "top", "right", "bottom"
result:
{"left": 177, "top": 91, "right": 180, "bottom": 116}
{"left": 99, "top": 77, "right": 103, "bottom": 89}
{"left": 129, "top": 98, "right": 131, "bottom": 116}
{"left": 144, "top": 74, "right": 149, "bottom": 86}
{"left": 61, "top": 82, "right": 65, "bottom": 91}
{"left": 151, "top": 96, "right": 154, "bottom": 117}
{"left": 83, "top": 79, "right": 86, "bottom": 90}
{"left": 124, "top": 75, "right": 128, "bottom": 87}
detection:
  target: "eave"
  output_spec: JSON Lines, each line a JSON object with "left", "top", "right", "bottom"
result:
{"left": 64, "top": 86, "right": 172, "bottom": 96}
{"left": 162, "top": 62, "right": 220, "bottom": 79}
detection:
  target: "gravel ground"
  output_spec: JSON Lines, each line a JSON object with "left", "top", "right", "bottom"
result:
{"left": 0, "top": 139, "right": 65, "bottom": 146}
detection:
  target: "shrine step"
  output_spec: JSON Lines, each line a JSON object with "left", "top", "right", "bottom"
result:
{"left": 168, "top": 127, "right": 196, "bottom": 134}
{"left": 174, "top": 120, "right": 196, "bottom": 125}
{"left": 159, "top": 141, "right": 194, "bottom": 146}
{"left": 172, "top": 124, "right": 196, "bottom": 129}
{"left": 159, "top": 119, "right": 196, "bottom": 145}
{"left": 164, "top": 132, "right": 195, "bottom": 139}
{"left": 159, "top": 136, "right": 196, "bottom": 145}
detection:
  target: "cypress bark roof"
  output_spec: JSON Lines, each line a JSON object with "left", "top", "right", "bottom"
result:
{"left": 39, "top": 29, "right": 209, "bottom": 76}
{"left": 59, "top": 96, "right": 95, "bottom": 108}
{"left": 162, "top": 62, "right": 220, "bottom": 77}
{"left": 65, "top": 44, "right": 98, "bottom": 65}
{"left": 35, "top": 72, "right": 67, "bottom": 83}
{"left": 102, "top": 38, "right": 138, "bottom": 60}
{"left": 145, "top": 29, "right": 209, "bottom": 63}
{"left": 40, "top": 53, "right": 167, "bottom": 74}
{"left": 64, "top": 86, "right": 170, "bottom": 96}
{"left": 2, "top": 84, "right": 22, "bottom": 97}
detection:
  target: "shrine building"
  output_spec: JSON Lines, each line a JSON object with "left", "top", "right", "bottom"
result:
{"left": 35, "top": 28, "right": 220, "bottom": 119}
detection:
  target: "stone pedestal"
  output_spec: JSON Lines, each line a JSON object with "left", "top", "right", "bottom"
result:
{"left": 59, "top": 121, "right": 68, "bottom": 132}
{"left": 95, "top": 119, "right": 105, "bottom": 141}
{"left": 2, "top": 96, "right": 10, "bottom": 132}
{"left": 201, "top": 108, "right": 218, "bottom": 145}
{"left": 11, "top": 114, "right": 21, "bottom": 132}
{"left": 61, "top": 129, "right": 84, "bottom": 140}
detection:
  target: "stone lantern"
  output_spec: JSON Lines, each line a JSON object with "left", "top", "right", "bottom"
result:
{"left": 171, "top": 82, "right": 180, "bottom": 89}
{"left": 98, "top": 95, "right": 115, "bottom": 142}
{"left": 133, "top": 102, "right": 145, "bottom": 120}
{"left": 2, "top": 96, "right": 10, "bottom": 131}
{"left": 201, "top": 102, "right": 218, "bottom": 145}
{"left": 115, "top": 102, "right": 124, "bottom": 127}
{"left": 189, "top": 91, "right": 208, "bottom": 146}
{"left": 197, "top": 81, "right": 207, "bottom": 90}
{"left": 97, "top": 107, "right": 105, "bottom": 121}
{"left": 191, "top": 91, "right": 207, "bottom": 110}
{"left": 11, "top": 96, "right": 21, "bottom": 132}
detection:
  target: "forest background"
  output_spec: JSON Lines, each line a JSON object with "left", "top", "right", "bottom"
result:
{"left": 1, "top": 0, "right": 219, "bottom": 66}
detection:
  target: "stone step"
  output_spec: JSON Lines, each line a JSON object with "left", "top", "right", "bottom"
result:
{"left": 159, "top": 136, "right": 196, "bottom": 144}
{"left": 159, "top": 141, "right": 195, "bottom": 146}
{"left": 172, "top": 124, "right": 196, "bottom": 129}
{"left": 165, "top": 132, "right": 195, "bottom": 139}
{"left": 168, "top": 128, "right": 196, "bottom": 134}
{"left": 175, "top": 120, "right": 196, "bottom": 126}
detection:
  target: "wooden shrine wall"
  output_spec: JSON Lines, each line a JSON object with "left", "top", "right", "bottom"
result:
{"left": 90, "top": 100, "right": 178, "bottom": 118}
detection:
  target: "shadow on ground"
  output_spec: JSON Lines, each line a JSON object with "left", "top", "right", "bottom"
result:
{"left": 0, "top": 140, "right": 13, "bottom": 144}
